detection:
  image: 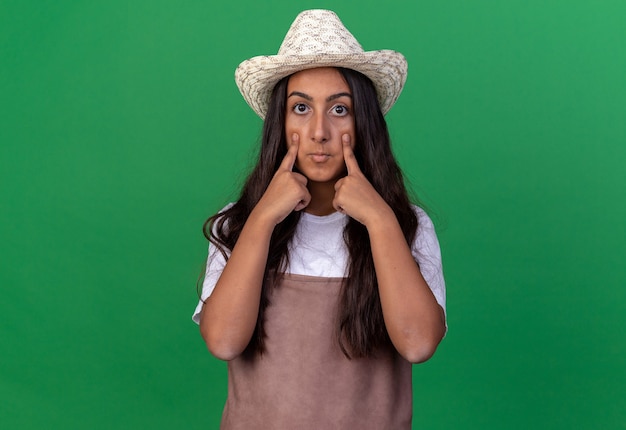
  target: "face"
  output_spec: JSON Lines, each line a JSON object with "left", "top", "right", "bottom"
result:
{"left": 285, "top": 67, "right": 355, "bottom": 185}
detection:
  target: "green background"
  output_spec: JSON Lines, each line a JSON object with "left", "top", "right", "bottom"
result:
{"left": 2, "top": 0, "right": 624, "bottom": 428}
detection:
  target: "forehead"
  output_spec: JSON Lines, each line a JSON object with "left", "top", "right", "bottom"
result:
{"left": 287, "top": 67, "right": 351, "bottom": 95}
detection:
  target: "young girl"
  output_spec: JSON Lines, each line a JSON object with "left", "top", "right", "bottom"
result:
{"left": 193, "top": 9, "right": 446, "bottom": 429}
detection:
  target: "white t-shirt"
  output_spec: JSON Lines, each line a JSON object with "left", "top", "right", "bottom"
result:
{"left": 192, "top": 205, "right": 446, "bottom": 324}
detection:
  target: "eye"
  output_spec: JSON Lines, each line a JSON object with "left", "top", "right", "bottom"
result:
{"left": 331, "top": 104, "right": 349, "bottom": 116}
{"left": 292, "top": 103, "right": 310, "bottom": 115}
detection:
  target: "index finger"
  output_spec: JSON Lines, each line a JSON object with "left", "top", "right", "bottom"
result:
{"left": 279, "top": 133, "right": 299, "bottom": 171}
{"left": 342, "top": 134, "right": 361, "bottom": 175}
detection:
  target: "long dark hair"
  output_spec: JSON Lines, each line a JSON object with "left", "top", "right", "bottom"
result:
{"left": 202, "top": 68, "right": 418, "bottom": 358}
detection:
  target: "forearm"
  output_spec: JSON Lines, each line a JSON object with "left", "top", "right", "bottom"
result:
{"left": 199, "top": 210, "right": 275, "bottom": 360}
{"left": 366, "top": 208, "right": 446, "bottom": 363}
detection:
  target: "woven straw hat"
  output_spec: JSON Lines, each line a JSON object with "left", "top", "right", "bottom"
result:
{"left": 235, "top": 9, "right": 408, "bottom": 119}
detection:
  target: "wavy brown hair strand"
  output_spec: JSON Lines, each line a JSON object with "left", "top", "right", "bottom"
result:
{"left": 336, "top": 68, "right": 418, "bottom": 357}
{"left": 202, "top": 76, "right": 302, "bottom": 357}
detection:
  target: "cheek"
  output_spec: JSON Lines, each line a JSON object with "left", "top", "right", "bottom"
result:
{"left": 328, "top": 116, "right": 353, "bottom": 130}
{"left": 330, "top": 117, "right": 355, "bottom": 140}
{"left": 285, "top": 114, "right": 307, "bottom": 131}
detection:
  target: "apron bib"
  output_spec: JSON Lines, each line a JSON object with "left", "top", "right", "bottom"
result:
{"left": 221, "top": 274, "right": 413, "bottom": 430}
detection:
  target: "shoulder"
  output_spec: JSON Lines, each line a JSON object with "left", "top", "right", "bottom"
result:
{"left": 409, "top": 204, "right": 441, "bottom": 253}
{"left": 411, "top": 205, "right": 435, "bottom": 231}
{"left": 218, "top": 202, "right": 236, "bottom": 214}
{"left": 211, "top": 202, "right": 236, "bottom": 229}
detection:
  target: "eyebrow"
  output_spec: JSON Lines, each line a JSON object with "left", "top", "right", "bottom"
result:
{"left": 287, "top": 91, "right": 352, "bottom": 102}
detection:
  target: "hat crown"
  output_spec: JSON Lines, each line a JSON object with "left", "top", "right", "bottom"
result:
{"left": 277, "top": 10, "right": 364, "bottom": 56}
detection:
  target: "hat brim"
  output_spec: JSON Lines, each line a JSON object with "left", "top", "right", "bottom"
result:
{"left": 235, "top": 50, "right": 407, "bottom": 119}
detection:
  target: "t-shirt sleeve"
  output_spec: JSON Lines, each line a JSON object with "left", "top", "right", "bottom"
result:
{"left": 191, "top": 242, "right": 229, "bottom": 324}
{"left": 191, "top": 205, "right": 233, "bottom": 325}
{"left": 412, "top": 207, "right": 447, "bottom": 322}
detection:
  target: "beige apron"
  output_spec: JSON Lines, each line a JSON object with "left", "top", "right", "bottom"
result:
{"left": 221, "top": 274, "right": 413, "bottom": 430}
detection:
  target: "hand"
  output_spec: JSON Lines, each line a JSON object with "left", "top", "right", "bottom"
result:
{"left": 253, "top": 134, "right": 311, "bottom": 225}
{"left": 333, "top": 134, "right": 392, "bottom": 226}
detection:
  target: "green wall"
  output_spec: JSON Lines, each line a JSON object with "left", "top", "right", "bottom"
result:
{"left": 1, "top": 1, "right": 624, "bottom": 428}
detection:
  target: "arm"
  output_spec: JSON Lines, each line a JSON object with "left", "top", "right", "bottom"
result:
{"left": 333, "top": 135, "right": 446, "bottom": 363}
{"left": 199, "top": 136, "right": 310, "bottom": 360}
{"left": 366, "top": 211, "right": 446, "bottom": 363}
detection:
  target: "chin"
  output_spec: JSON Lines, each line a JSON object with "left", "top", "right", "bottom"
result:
{"left": 297, "top": 163, "right": 345, "bottom": 184}
{"left": 307, "top": 174, "right": 344, "bottom": 185}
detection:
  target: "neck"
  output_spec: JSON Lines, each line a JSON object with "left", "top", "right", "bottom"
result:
{"left": 304, "top": 180, "right": 337, "bottom": 216}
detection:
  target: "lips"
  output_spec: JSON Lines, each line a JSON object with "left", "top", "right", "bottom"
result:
{"left": 309, "top": 153, "right": 331, "bottom": 163}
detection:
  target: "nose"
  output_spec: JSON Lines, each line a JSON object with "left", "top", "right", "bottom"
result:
{"left": 311, "top": 111, "right": 329, "bottom": 143}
